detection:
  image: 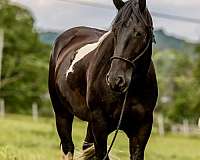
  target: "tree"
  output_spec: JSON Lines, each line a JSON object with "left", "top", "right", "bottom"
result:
{"left": 0, "top": 0, "right": 51, "bottom": 114}
{"left": 153, "top": 49, "right": 199, "bottom": 123}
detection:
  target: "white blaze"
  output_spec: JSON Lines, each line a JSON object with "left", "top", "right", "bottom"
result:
{"left": 66, "top": 31, "right": 111, "bottom": 78}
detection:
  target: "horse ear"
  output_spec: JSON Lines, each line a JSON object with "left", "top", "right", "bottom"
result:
{"left": 113, "top": 0, "right": 125, "bottom": 10}
{"left": 139, "top": 0, "right": 146, "bottom": 12}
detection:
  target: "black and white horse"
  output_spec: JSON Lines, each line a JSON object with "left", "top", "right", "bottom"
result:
{"left": 48, "top": 0, "right": 158, "bottom": 159}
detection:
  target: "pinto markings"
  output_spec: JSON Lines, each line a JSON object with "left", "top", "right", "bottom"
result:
{"left": 65, "top": 31, "right": 111, "bottom": 78}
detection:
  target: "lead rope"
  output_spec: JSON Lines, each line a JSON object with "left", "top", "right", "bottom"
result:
{"left": 102, "top": 90, "right": 129, "bottom": 160}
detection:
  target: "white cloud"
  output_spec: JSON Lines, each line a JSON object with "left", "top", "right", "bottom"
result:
{"left": 151, "top": 0, "right": 200, "bottom": 7}
{"left": 10, "top": 0, "right": 200, "bottom": 42}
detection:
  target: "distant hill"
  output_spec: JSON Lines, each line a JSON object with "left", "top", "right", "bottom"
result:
{"left": 39, "top": 29, "right": 196, "bottom": 52}
{"left": 154, "top": 29, "right": 196, "bottom": 52}
{"left": 39, "top": 32, "right": 59, "bottom": 46}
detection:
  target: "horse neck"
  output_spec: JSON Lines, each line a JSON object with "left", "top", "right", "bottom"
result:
{"left": 87, "top": 32, "right": 114, "bottom": 79}
{"left": 135, "top": 43, "right": 153, "bottom": 77}
{"left": 94, "top": 32, "right": 115, "bottom": 66}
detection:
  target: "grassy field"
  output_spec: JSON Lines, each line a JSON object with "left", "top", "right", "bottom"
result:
{"left": 0, "top": 114, "right": 200, "bottom": 160}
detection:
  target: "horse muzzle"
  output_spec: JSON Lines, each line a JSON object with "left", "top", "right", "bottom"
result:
{"left": 106, "top": 74, "right": 128, "bottom": 93}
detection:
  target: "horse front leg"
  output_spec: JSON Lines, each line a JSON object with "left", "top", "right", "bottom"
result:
{"left": 127, "top": 114, "right": 153, "bottom": 160}
{"left": 91, "top": 110, "right": 109, "bottom": 160}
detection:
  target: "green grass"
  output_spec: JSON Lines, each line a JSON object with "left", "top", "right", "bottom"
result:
{"left": 0, "top": 114, "right": 200, "bottom": 160}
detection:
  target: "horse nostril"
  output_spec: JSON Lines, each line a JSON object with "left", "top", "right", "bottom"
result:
{"left": 116, "top": 76, "right": 125, "bottom": 87}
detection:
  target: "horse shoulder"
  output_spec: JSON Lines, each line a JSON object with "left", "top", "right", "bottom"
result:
{"left": 52, "top": 26, "right": 105, "bottom": 64}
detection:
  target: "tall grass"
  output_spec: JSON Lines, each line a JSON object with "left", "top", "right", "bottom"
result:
{"left": 0, "top": 114, "right": 199, "bottom": 160}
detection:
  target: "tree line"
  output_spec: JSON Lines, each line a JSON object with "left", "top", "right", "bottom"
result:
{"left": 154, "top": 47, "right": 200, "bottom": 123}
{"left": 0, "top": 0, "right": 51, "bottom": 115}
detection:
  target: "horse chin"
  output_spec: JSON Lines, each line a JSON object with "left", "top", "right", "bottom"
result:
{"left": 110, "top": 85, "right": 129, "bottom": 94}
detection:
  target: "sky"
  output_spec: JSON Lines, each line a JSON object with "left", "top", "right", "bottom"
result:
{"left": 10, "top": 0, "right": 200, "bottom": 42}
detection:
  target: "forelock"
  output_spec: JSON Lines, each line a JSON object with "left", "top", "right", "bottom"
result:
{"left": 112, "top": 0, "right": 152, "bottom": 31}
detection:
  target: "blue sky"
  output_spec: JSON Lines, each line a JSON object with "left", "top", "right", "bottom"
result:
{"left": 11, "top": 0, "right": 200, "bottom": 42}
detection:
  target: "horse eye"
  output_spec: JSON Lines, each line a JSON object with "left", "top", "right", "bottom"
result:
{"left": 134, "top": 31, "right": 142, "bottom": 37}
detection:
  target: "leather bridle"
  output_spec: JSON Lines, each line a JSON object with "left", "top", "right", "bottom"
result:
{"left": 110, "top": 2, "right": 155, "bottom": 69}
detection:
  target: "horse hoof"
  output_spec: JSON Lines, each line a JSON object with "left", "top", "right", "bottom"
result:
{"left": 82, "top": 144, "right": 95, "bottom": 160}
{"left": 62, "top": 152, "right": 73, "bottom": 160}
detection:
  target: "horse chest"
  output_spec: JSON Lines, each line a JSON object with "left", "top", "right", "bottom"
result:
{"left": 108, "top": 101, "right": 146, "bottom": 126}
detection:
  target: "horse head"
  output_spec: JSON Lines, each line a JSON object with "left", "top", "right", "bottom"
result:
{"left": 106, "top": 0, "right": 153, "bottom": 93}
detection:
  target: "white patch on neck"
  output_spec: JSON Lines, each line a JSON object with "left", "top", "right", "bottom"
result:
{"left": 66, "top": 31, "right": 111, "bottom": 78}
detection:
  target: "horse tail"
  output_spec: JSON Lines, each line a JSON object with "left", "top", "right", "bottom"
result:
{"left": 48, "top": 53, "right": 59, "bottom": 112}
{"left": 76, "top": 144, "right": 95, "bottom": 160}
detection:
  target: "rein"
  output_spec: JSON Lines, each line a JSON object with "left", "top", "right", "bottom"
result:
{"left": 103, "top": 89, "right": 130, "bottom": 160}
